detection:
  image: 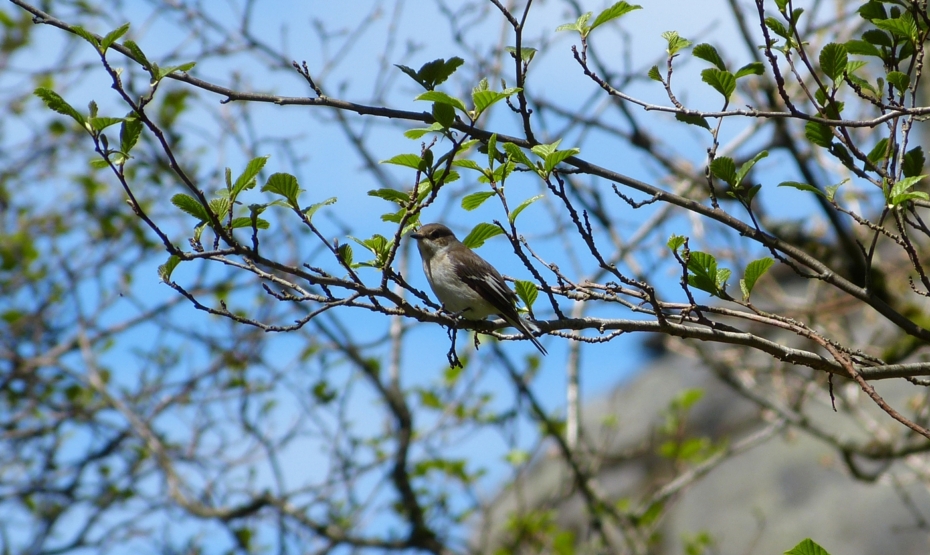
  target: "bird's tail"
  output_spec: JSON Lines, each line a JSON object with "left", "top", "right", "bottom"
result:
{"left": 500, "top": 313, "right": 548, "bottom": 356}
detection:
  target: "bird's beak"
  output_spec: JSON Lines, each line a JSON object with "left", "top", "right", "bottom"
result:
{"left": 410, "top": 231, "right": 424, "bottom": 240}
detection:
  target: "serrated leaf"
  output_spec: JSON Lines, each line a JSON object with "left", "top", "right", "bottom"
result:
{"left": 34, "top": 88, "right": 85, "bottom": 126}
{"left": 261, "top": 172, "right": 301, "bottom": 207}
{"left": 886, "top": 70, "right": 909, "bottom": 92}
{"left": 845, "top": 39, "right": 880, "bottom": 57}
{"left": 89, "top": 117, "right": 124, "bottom": 132}
{"left": 509, "top": 194, "right": 543, "bottom": 223}
{"left": 715, "top": 267, "right": 731, "bottom": 291}
{"left": 778, "top": 181, "right": 827, "bottom": 199}
{"left": 709, "top": 157, "right": 737, "bottom": 186}
{"left": 303, "top": 197, "right": 337, "bottom": 220}
{"left": 100, "top": 22, "right": 130, "bottom": 52}
{"left": 675, "top": 113, "right": 710, "bottom": 129}
{"left": 462, "top": 191, "right": 496, "bottom": 211}
{"left": 415, "top": 90, "right": 467, "bottom": 112}
{"left": 230, "top": 217, "right": 270, "bottom": 229}
{"left": 700, "top": 68, "right": 736, "bottom": 100}
{"left": 123, "top": 39, "right": 151, "bottom": 69}
{"left": 232, "top": 156, "right": 269, "bottom": 197}
{"left": 889, "top": 175, "right": 926, "bottom": 207}
{"left": 171, "top": 194, "right": 210, "bottom": 221}
{"left": 502, "top": 143, "right": 535, "bottom": 169}
{"left": 693, "top": 43, "right": 726, "bottom": 70}
{"left": 764, "top": 17, "right": 790, "bottom": 40}
{"left": 590, "top": 2, "right": 642, "bottom": 30}
{"left": 156, "top": 62, "right": 196, "bottom": 81}
{"left": 120, "top": 116, "right": 143, "bottom": 154}
{"left": 473, "top": 88, "right": 521, "bottom": 115}
{"left": 158, "top": 255, "right": 181, "bottom": 282}
{"left": 784, "top": 538, "right": 831, "bottom": 555}
{"left": 381, "top": 153, "right": 425, "bottom": 170}
{"left": 858, "top": 2, "right": 887, "bottom": 22}
{"left": 903, "top": 146, "right": 925, "bottom": 178}
{"left": 530, "top": 140, "right": 561, "bottom": 159}
{"left": 819, "top": 43, "right": 848, "bottom": 82}
{"left": 735, "top": 62, "right": 764, "bottom": 79}
{"left": 648, "top": 65, "right": 662, "bottom": 81}
{"left": 410, "top": 57, "right": 464, "bottom": 90}
{"left": 452, "top": 159, "right": 483, "bottom": 172}
{"left": 874, "top": 14, "right": 918, "bottom": 42}
{"left": 555, "top": 12, "right": 592, "bottom": 34}
{"left": 71, "top": 25, "right": 99, "bottom": 46}
{"left": 505, "top": 46, "right": 537, "bottom": 64}
{"left": 735, "top": 151, "right": 768, "bottom": 187}
{"left": 514, "top": 280, "right": 538, "bottom": 309}
{"left": 337, "top": 244, "right": 354, "bottom": 267}
{"left": 667, "top": 235, "right": 686, "bottom": 251}
{"left": 432, "top": 102, "right": 455, "bottom": 128}
{"left": 369, "top": 188, "right": 411, "bottom": 204}
{"left": 687, "top": 251, "right": 719, "bottom": 293}
{"left": 462, "top": 223, "right": 504, "bottom": 249}
{"left": 544, "top": 148, "right": 580, "bottom": 173}
{"left": 661, "top": 31, "right": 691, "bottom": 56}
{"left": 209, "top": 197, "right": 231, "bottom": 219}
{"left": 740, "top": 257, "right": 774, "bottom": 300}
{"left": 804, "top": 121, "right": 833, "bottom": 148}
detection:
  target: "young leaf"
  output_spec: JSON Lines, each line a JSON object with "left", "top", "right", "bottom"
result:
{"left": 687, "top": 251, "right": 720, "bottom": 295}
{"left": 735, "top": 151, "right": 768, "bottom": 187}
{"left": 155, "top": 62, "right": 196, "bottom": 81}
{"left": 368, "top": 188, "right": 410, "bottom": 204}
{"left": 171, "top": 194, "right": 210, "bottom": 221}
{"left": 452, "top": 159, "right": 483, "bottom": 172}
{"left": 804, "top": 121, "right": 833, "bottom": 148}
{"left": 693, "top": 43, "right": 726, "bottom": 70}
{"left": 903, "top": 146, "right": 925, "bottom": 178}
{"left": 778, "top": 181, "right": 827, "bottom": 199}
{"left": 543, "top": 148, "right": 580, "bottom": 173}
{"left": 381, "top": 153, "right": 426, "bottom": 170}
{"left": 502, "top": 143, "right": 535, "bottom": 170}
{"left": 667, "top": 235, "right": 686, "bottom": 252}
{"left": 874, "top": 14, "right": 918, "bottom": 42}
{"left": 886, "top": 71, "right": 909, "bottom": 92}
{"left": 734, "top": 62, "right": 764, "bottom": 79}
{"left": 709, "top": 157, "right": 737, "bottom": 187}
{"left": 120, "top": 116, "right": 143, "bottom": 155}
{"left": 232, "top": 156, "right": 269, "bottom": 197}
{"left": 100, "top": 22, "right": 130, "bottom": 52}
{"left": 866, "top": 138, "right": 890, "bottom": 164}
{"left": 432, "top": 102, "right": 455, "bottom": 128}
{"left": 88, "top": 117, "right": 124, "bottom": 132}
{"left": 590, "top": 2, "right": 642, "bottom": 31}
{"left": 819, "top": 42, "right": 848, "bottom": 82}
{"left": 740, "top": 257, "right": 774, "bottom": 300}
{"left": 509, "top": 194, "right": 543, "bottom": 223}
{"left": 123, "top": 39, "right": 151, "bottom": 69}
{"left": 648, "top": 65, "right": 663, "bottom": 82}
{"left": 303, "top": 197, "right": 337, "bottom": 220}
{"left": 784, "top": 538, "right": 831, "bottom": 555}
{"left": 34, "top": 88, "right": 85, "bottom": 126}
{"left": 555, "top": 12, "right": 593, "bottom": 35}
{"left": 504, "top": 46, "right": 537, "bottom": 64}
{"left": 675, "top": 113, "right": 710, "bottom": 129}
{"left": 661, "top": 31, "right": 691, "bottom": 56}
{"left": 229, "top": 217, "right": 270, "bottom": 229}
{"left": 337, "top": 244, "right": 354, "bottom": 267}
{"left": 462, "top": 223, "right": 504, "bottom": 249}
{"left": 158, "top": 255, "right": 181, "bottom": 282}
{"left": 514, "top": 280, "right": 539, "bottom": 309}
{"left": 462, "top": 191, "right": 496, "bottom": 211}
{"left": 262, "top": 172, "right": 301, "bottom": 207}
{"left": 415, "top": 91, "right": 467, "bottom": 112}
{"left": 888, "top": 175, "right": 928, "bottom": 207}
{"left": 700, "top": 68, "right": 736, "bottom": 100}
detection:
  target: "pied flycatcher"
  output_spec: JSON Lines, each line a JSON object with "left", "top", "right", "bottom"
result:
{"left": 410, "top": 223, "right": 547, "bottom": 355}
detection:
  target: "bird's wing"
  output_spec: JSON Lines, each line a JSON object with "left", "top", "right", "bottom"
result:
{"left": 453, "top": 251, "right": 518, "bottom": 315}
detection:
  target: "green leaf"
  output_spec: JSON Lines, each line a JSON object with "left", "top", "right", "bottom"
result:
{"left": 303, "top": 197, "right": 337, "bottom": 220}
{"left": 903, "top": 146, "right": 925, "bottom": 178}
{"left": 120, "top": 116, "right": 143, "bottom": 154}
{"left": 675, "top": 113, "right": 710, "bottom": 129}
{"left": 158, "top": 255, "right": 181, "bottom": 282}
{"left": 889, "top": 175, "right": 927, "bottom": 207}
{"left": 845, "top": 39, "right": 880, "bottom": 57}
{"left": 886, "top": 70, "right": 909, "bottom": 92}
{"left": 764, "top": 17, "right": 791, "bottom": 40}
{"left": 804, "top": 121, "right": 833, "bottom": 148}
{"left": 866, "top": 138, "right": 890, "bottom": 164}
{"left": 261, "top": 172, "right": 302, "bottom": 207}
{"left": 472, "top": 87, "right": 521, "bottom": 115}
{"left": 784, "top": 538, "right": 831, "bottom": 555}
{"left": 858, "top": 1, "right": 887, "bottom": 22}
{"left": 543, "top": 148, "right": 580, "bottom": 173}
{"left": 209, "top": 197, "right": 231, "bottom": 219}
{"left": 661, "top": 31, "right": 691, "bottom": 56}
{"left": 509, "top": 194, "right": 543, "bottom": 223}
{"left": 88, "top": 117, "right": 124, "bottom": 132}
{"left": 819, "top": 42, "right": 848, "bottom": 82}
{"left": 700, "top": 68, "right": 736, "bottom": 100}
{"left": 229, "top": 217, "right": 270, "bottom": 229}
{"left": 337, "top": 243, "right": 354, "bottom": 267}
{"left": 381, "top": 153, "right": 426, "bottom": 171}
{"left": 874, "top": 14, "right": 918, "bottom": 42}
{"left": 432, "top": 102, "right": 455, "bottom": 128}
{"left": 34, "top": 88, "right": 85, "bottom": 126}
{"left": 647, "top": 65, "right": 662, "bottom": 82}
{"left": 462, "top": 191, "right": 496, "bottom": 211}
{"left": 100, "top": 22, "right": 130, "bottom": 52}
{"left": 71, "top": 25, "right": 99, "bottom": 47}
{"left": 667, "top": 235, "right": 686, "bottom": 252}
{"left": 123, "top": 40, "right": 151, "bottom": 69}
{"left": 232, "top": 156, "right": 269, "bottom": 197}
{"left": 452, "top": 159, "right": 483, "bottom": 172}
{"left": 502, "top": 143, "right": 535, "bottom": 170}
{"left": 740, "top": 257, "right": 774, "bottom": 301}
{"left": 778, "top": 181, "right": 827, "bottom": 199}
{"left": 693, "top": 43, "right": 726, "bottom": 70}
{"left": 734, "top": 62, "right": 764, "bottom": 79}
{"left": 404, "top": 122, "right": 445, "bottom": 140}
{"left": 590, "top": 2, "right": 642, "bottom": 31}
{"left": 514, "top": 280, "right": 538, "bottom": 309}
{"left": 504, "top": 46, "right": 537, "bottom": 64}
{"left": 555, "top": 12, "right": 592, "bottom": 35}
{"left": 709, "top": 157, "right": 736, "bottom": 186}
{"left": 395, "top": 57, "right": 464, "bottom": 90}
{"left": 715, "top": 267, "right": 731, "bottom": 291}
{"left": 462, "top": 223, "right": 504, "bottom": 249}
{"left": 155, "top": 61, "right": 196, "bottom": 81}
{"left": 687, "top": 251, "right": 722, "bottom": 295}
{"left": 415, "top": 90, "right": 467, "bottom": 112}
{"left": 368, "top": 188, "right": 410, "bottom": 205}
{"left": 171, "top": 194, "right": 210, "bottom": 221}
{"left": 530, "top": 140, "right": 561, "bottom": 159}
{"left": 735, "top": 151, "right": 768, "bottom": 187}
{"left": 862, "top": 29, "right": 892, "bottom": 47}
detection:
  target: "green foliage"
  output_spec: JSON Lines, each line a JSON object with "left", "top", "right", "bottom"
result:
{"left": 700, "top": 68, "right": 736, "bottom": 101}
{"left": 34, "top": 87, "right": 85, "bottom": 126}
{"left": 692, "top": 43, "right": 725, "bottom": 70}
{"left": 462, "top": 223, "right": 504, "bottom": 249}
{"left": 687, "top": 251, "right": 730, "bottom": 297}
{"left": 261, "top": 172, "right": 302, "bottom": 208}
{"left": 819, "top": 42, "right": 847, "bottom": 82}
{"left": 556, "top": 1, "right": 641, "bottom": 38}
{"left": 158, "top": 255, "right": 180, "bottom": 281}
{"left": 509, "top": 194, "right": 543, "bottom": 223}
{"left": 740, "top": 257, "right": 774, "bottom": 301}
{"left": 661, "top": 30, "right": 691, "bottom": 56}
{"left": 675, "top": 113, "right": 710, "bottom": 129}
{"left": 100, "top": 22, "right": 129, "bottom": 52}
{"left": 461, "top": 191, "right": 496, "bottom": 211}
{"left": 395, "top": 57, "right": 464, "bottom": 90}
{"left": 784, "top": 538, "right": 832, "bottom": 555}
{"left": 514, "top": 280, "right": 538, "bottom": 310}
{"left": 887, "top": 175, "right": 928, "bottom": 208}
{"left": 804, "top": 121, "right": 833, "bottom": 148}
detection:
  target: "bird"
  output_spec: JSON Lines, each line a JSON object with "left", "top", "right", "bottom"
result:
{"left": 410, "top": 223, "right": 547, "bottom": 355}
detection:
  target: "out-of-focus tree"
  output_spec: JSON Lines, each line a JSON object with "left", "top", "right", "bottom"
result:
{"left": 2, "top": 0, "right": 930, "bottom": 553}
